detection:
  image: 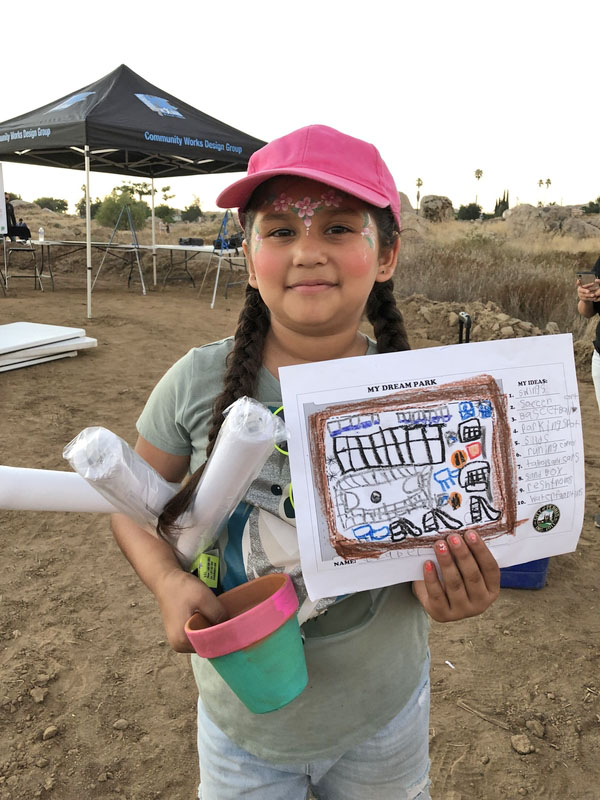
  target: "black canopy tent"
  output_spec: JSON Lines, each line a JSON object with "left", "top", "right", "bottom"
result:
{"left": 0, "top": 64, "right": 266, "bottom": 315}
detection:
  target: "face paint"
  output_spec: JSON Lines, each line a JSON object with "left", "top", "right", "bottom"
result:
{"left": 253, "top": 225, "right": 263, "bottom": 254}
{"left": 360, "top": 212, "right": 376, "bottom": 249}
{"left": 265, "top": 190, "right": 345, "bottom": 235}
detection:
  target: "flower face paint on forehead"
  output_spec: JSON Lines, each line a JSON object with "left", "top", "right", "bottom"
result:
{"left": 265, "top": 188, "right": 345, "bottom": 234}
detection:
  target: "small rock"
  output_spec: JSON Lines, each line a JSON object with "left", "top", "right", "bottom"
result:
{"left": 481, "top": 754, "right": 490, "bottom": 764}
{"left": 43, "top": 776, "right": 55, "bottom": 791}
{"left": 526, "top": 718, "right": 545, "bottom": 738}
{"left": 36, "top": 757, "right": 49, "bottom": 768}
{"left": 448, "top": 312, "right": 459, "bottom": 327}
{"left": 511, "top": 734, "right": 535, "bottom": 754}
{"left": 12, "top": 629, "right": 21, "bottom": 638}
{"left": 546, "top": 692, "right": 555, "bottom": 700}
{"left": 112, "top": 718, "right": 129, "bottom": 731}
{"left": 30, "top": 687, "right": 48, "bottom": 704}
{"left": 419, "top": 306, "right": 433, "bottom": 324}
{"left": 35, "top": 674, "right": 50, "bottom": 686}
{"left": 500, "top": 325, "right": 515, "bottom": 337}
{"left": 545, "top": 321, "right": 560, "bottom": 335}
{"left": 42, "top": 725, "right": 58, "bottom": 741}
{"left": 518, "top": 789, "right": 528, "bottom": 796}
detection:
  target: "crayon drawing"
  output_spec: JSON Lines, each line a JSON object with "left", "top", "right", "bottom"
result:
{"left": 307, "top": 375, "right": 517, "bottom": 560}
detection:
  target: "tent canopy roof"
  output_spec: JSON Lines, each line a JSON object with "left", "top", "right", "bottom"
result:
{"left": 0, "top": 64, "right": 266, "bottom": 178}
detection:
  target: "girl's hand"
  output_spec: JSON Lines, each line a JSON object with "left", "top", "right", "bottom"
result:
{"left": 155, "top": 568, "right": 228, "bottom": 652}
{"left": 412, "top": 532, "right": 500, "bottom": 622}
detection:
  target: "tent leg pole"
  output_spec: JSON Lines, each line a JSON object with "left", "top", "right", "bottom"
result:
{"left": 151, "top": 177, "right": 157, "bottom": 286}
{"left": 85, "top": 146, "right": 92, "bottom": 319}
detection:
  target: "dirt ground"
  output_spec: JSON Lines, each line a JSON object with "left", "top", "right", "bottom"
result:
{"left": 1, "top": 264, "right": 599, "bottom": 800}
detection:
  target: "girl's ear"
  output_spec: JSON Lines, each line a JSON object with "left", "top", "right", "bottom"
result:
{"left": 375, "top": 236, "right": 401, "bottom": 283}
{"left": 243, "top": 239, "right": 258, "bottom": 289}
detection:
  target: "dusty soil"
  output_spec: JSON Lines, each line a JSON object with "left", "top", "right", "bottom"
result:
{"left": 1, "top": 263, "right": 599, "bottom": 800}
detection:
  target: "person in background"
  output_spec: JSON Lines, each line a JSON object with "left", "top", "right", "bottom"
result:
{"left": 4, "top": 192, "right": 17, "bottom": 239}
{"left": 576, "top": 255, "right": 600, "bottom": 527}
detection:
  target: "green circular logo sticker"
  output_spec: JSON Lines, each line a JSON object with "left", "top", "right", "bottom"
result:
{"left": 532, "top": 504, "right": 560, "bottom": 532}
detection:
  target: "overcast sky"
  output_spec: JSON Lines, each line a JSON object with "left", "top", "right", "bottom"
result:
{"left": 2, "top": 0, "right": 598, "bottom": 216}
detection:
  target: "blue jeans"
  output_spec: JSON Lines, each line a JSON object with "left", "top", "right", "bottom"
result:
{"left": 196, "top": 665, "right": 431, "bottom": 800}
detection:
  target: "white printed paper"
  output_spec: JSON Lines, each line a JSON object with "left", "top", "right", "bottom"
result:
{"left": 279, "top": 334, "right": 584, "bottom": 601}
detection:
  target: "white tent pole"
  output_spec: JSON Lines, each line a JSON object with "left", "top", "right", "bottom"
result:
{"left": 151, "top": 177, "right": 157, "bottom": 286}
{"left": 85, "top": 146, "right": 92, "bottom": 319}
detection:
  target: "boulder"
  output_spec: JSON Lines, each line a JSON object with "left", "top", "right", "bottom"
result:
{"left": 420, "top": 195, "right": 454, "bottom": 223}
{"left": 505, "top": 203, "right": 600, "bottom": 238}
{"left": 398, "top": 191, "right": 414, "bottom": 212}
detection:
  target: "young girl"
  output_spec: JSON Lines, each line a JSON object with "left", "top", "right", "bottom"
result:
{"left": 111, "top": 124, "right": 500, "bottom": 800}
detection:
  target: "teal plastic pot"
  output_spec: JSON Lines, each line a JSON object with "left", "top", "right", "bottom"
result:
{"left": 185, "top": 574, "right": 307, "bottom": 714}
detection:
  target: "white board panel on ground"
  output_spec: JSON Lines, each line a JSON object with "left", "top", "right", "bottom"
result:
{"left": 0, "top": 336, "right": 97, "bottom": 365}
{"left": 0, "top": 322, "right": 87, "bottom": 355}
{"left": 0, "top": 351, "right": 77, "bottom": 373}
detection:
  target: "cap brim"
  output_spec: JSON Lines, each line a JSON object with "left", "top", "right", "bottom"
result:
{"left": 216, "top": 167, "right": 391, "bottom": 214}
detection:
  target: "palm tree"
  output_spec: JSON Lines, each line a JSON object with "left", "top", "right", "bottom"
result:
{"left": 416, "top": 178, "right": 423, "bottom": 214}
{"left": 545, "top": 178, "right": 551, "bottom": 189}
{"left": 538, "top": 179, "right": 544, "bottom": 188}
{"left": 474, "top": 169, "right": 483, "bottom": 204}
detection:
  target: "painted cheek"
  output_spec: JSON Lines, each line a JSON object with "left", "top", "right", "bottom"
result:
{"left": 250, "top": 248, "right": 283, "bottom": 282}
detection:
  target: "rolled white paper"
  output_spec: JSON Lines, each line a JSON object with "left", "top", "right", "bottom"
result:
{"left": 63, "top": 427, "right": 180, "bottom": 529}
{"left": 173, "top": 397, "right": 287, "bottom": 569}
{"left": 0, "top": 466, "right": 118, "bottom": 513}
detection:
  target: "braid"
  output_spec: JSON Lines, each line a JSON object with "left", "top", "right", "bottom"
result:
{"left": 205, "top": 285, "right": 270, "bottom": 458}
{"left": 366, "top": 278, "right": 411, "bottom": 353}
{"left": 157, "top": 284, "right": 270, "bottom": 540}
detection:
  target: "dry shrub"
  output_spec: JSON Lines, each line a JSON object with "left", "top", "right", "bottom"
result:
{"left": 396, "top": 232, "right": 595, "bottom": 338}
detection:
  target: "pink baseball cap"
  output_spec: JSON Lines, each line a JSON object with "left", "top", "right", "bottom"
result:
{"left": 216, "top": 124, "right": 401, "bottom": 228}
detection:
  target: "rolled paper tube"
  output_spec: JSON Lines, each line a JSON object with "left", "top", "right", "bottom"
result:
{"left": 0, "top": 466, "right": 118, "bottom": 513}
{"left": 174, "top": 398, "right": 287, "bottom": 569}
{"left": 63, "top": 427, "right": 180, "bottom": 529}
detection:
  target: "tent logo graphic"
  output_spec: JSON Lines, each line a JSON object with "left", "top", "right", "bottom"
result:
{"left": 135, "top": 94, "right": 185, "bottom": 119}
{"left": 48, "top": 92, "right": 95, "bottom": 112}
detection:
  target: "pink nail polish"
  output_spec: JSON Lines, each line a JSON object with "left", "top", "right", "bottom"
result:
{"left": 467, "top": 532, "right": 478, "bottom": 543}
{"left": 425, "top": 561, "right": 434, "bottom": 572}
{"left": 437, "top": 541, "right": 448, "bottom": 553}
{"left": 450, "top": 535, "right": 461, "bottom": 547}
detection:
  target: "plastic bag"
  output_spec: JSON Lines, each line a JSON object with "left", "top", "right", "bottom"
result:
{"left": 63, "top": 427, "right": 180, "bottom": 530}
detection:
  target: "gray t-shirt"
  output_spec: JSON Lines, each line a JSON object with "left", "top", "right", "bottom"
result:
{"left": 137, "top": 337, "right": 429, "bottom": 763}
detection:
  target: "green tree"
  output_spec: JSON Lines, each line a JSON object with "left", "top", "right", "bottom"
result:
{"left": 161, "top": 185, "right": 175, "bottom": 203}
{"left": 181, "top": 201, "right": 203, "bottom": 222}
{"left": 75, "top": 185, "right": 102, "bottom": 218}
{"left": 6, "top": 192, "right": 21, "bottom": 201}
{"left": 115, "top": 181, "right": 154, "bottom": 203}
{"left": 582, "top": 197, "right": 600, "bottom": 215}
{"left": 474, "top": 169, "right": 483, "bottom": 203}
{"left": 415, "top": 178, "right": 423, "bottom": 214}
{"left": 34, "top": 197, "right": 68, "bottom": 213}
{"left": 154, "top": 204, "right": 174, "bottom": 223}
{"left": 95, "top": 187, "right": 149, "bottom": 230}
{"left": 457, "top": 202, "right": 482, "bottom": 221}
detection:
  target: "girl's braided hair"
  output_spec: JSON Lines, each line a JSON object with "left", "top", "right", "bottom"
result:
{"left": 156, "top": 198, "right": 409, "bottom": 539}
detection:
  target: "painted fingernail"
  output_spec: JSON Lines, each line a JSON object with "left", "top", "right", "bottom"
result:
{"left": 437, "top": 541, "right": 448, "bottom": 553}
{"left": 425, "top": 560, "right": 435, "bottom": 572}
{"left": 450, "top": 535, "right": 461, "bottom": 547}
{"left": 467, "top": 532, "right": 478, "bottom": 543}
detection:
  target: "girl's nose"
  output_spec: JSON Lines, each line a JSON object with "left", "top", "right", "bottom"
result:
{"left": 291, "top": 232, "right": 327, "bottom": 267}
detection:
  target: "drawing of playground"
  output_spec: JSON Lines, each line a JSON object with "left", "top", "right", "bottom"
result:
{"left": 307, "top": 375, "right": 517, "bottom": 559}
